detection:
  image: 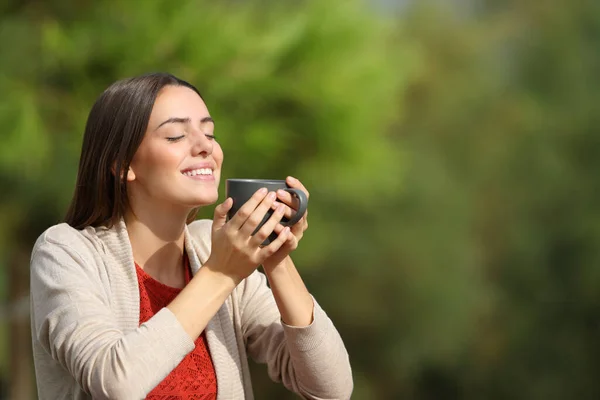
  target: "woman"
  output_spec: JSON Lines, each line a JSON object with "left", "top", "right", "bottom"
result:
{"left": 30, "top": 73, "right": 353, "bottom": 399}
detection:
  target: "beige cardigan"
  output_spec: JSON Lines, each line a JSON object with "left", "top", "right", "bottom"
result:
{"left": 30, "top": 219, "right": 352, "bottom": 399}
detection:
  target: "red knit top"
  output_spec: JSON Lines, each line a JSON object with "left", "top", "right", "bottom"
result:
{"left": 135, "top": 254, "right": 217, "bottom": 399}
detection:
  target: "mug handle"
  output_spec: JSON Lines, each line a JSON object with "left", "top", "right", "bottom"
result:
{"left": 282, "top": 188, "right": 308, "bottom": 226}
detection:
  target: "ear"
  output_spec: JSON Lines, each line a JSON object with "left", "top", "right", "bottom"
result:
{"left": 110, "top": 163, "right": 136, "bottom": 182}
{"left": 126, "top": 168, "right": 136, "bottom": 182}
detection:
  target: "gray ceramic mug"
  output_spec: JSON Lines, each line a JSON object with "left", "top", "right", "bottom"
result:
{"left": 226, "top": 179, "right": 308, "bottom": 245}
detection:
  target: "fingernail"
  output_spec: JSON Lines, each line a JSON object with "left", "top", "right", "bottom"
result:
{"left": 288, "top": 176, "right": 297, "bottom": 182}
{"left": 283, "top": 227, "right": 290, "bottom": 235}
{"left": 259, "top": 187, "right": 268, "bottom": 194}
{"left": 277, "top": 189, "right": 286, "bottom": 196}
{"left": 268, "top": 191, "right": 276, "bottom": 200}
{"left": 277, "top": 203, "right": 285, "bottom": 213}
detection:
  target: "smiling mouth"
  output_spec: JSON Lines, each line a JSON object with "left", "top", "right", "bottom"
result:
{"left": 182, "top": 168, "right": 213, "bottom": 177}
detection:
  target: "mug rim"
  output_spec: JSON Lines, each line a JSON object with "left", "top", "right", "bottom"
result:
{"left": 226, "top": 179, "right": 285, "bottom": 184}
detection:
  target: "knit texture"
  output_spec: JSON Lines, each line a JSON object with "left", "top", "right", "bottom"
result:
{"left": 30, "top": 218, "right": 353, "bottom": 399}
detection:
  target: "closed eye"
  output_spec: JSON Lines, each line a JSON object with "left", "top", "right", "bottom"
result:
{"left": 205, "top": 134, "right": 216, "bottom": 140}
{"left": 166, "top": 135, "right": 185, "bottom": 142}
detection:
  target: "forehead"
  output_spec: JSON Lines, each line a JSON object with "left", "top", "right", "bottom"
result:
{"left": 149, "top": 85, "right": 209, "bottom": 123}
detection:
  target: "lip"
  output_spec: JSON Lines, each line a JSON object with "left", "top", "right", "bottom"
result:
{"left": 180, "top": 162, "right": 215, "bottom": 174}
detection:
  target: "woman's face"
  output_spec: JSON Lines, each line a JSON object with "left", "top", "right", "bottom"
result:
{"left": 127, "top": 85, "right": 223, "bottom": 211}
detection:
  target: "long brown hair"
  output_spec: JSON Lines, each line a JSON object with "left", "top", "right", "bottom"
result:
{"left": 65, "top": 73, "right": 203, "bottom": 229}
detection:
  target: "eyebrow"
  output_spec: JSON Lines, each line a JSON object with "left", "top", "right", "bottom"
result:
{"left": 155, "top": 116, "right": 214, "bottom": 130}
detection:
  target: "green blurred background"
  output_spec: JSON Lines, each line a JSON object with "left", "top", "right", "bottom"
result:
{"left": 1, "top": 0, "right": 600, "bottom": 398}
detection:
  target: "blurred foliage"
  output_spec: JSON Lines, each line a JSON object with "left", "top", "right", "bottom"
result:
{"left": 1, "top": 0, "right": 599, "bottom": 399}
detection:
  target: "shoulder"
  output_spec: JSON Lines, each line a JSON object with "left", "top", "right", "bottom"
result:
{"left": 34, "top": 223, "right": 87, "bottom": 250}
{"left": 31, "top": 223, "right": 103, "bottom": 265}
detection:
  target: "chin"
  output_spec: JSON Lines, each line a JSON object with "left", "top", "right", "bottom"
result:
{"left": 188, "top": 194, "right": 219, "bottom": 207}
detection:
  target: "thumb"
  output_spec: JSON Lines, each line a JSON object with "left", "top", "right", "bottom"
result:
{"left": 212, "top": 197, "right": 233, "bottom": 232}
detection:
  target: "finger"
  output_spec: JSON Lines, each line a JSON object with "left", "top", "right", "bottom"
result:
{"left": 274, "top": 189, "right": 299, "bottom": 210}
{"left": 273, "top": 223, "right": 284, "bottom": 234}
{"left": 286, "top": 176, "right": 310, "bottom": 199}
{"left": 285, "top": 231, "right": 299, "bottom": 250}
{"left": 250, "top": 202, "right": 286, "bottom": 246}
{"left": 272, "top": 200, "right": 309, "bottom": 222}
{"left": 276, "top": 229, "right": 299, "bottom": 252}
{"left": 273, "top": 223, "right": 292, "bottom": 234}
{"left": 212, "top": 198, "right": 233, "bottom": 232}
{"left": 271, "top": 200, "right": 295, "bottom": 219}
{"left": 260, "top": 226, "right": 291, "bottom": 257}
{"left": 275, "top": 189, "right": 294, "bottom": 205}
{"left": 229, "top": 188, "right": 268, "bottom": 230}
{"left": 273, "top": 221, "right": 304, "bottom": 241}
{"left": 239, "top": 191, "right": 278, "bottom": 237}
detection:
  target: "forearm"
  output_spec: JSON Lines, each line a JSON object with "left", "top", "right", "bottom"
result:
{"left": 167, "top": 263, "right": 238, "bottom": 339}
{"left": 263, "top": 256, "right": 314, "bottom": 327}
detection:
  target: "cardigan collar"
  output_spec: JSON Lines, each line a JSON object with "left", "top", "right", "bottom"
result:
{"left": 90, "top": 218, "right": 246, "bottom": 399}
{"left": 93, "top": 218, "right": 210, "bottom": 276}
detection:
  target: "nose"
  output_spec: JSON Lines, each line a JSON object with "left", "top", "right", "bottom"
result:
{"left": 190, "top": 130, "right": 213, "bottom": 157}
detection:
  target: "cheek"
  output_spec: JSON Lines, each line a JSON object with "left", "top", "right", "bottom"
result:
{"left": 152, "top": 147, "right": 181, "bottom": 171}
{"left": 213, "top": 142, "right": 224, "bottom": 167}
{"left": 134, "top": 144, "right": 182, "bottom": 179}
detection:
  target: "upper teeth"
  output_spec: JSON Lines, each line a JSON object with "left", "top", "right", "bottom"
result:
{"left": 183, "top": 168, "right": 212, "bottom": 176}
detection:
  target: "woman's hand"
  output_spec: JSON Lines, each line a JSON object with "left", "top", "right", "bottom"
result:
{"left": 206, "top": 188, "right": 291, "bottom": 284}
{"left": 262, "top": 176, "right": 309, "bottom": 270}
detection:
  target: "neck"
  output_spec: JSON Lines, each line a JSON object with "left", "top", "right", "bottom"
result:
{"left": 124, "top": 200, "right": 191, "bottom": 283}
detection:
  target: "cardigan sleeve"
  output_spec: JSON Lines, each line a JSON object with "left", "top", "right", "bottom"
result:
{"left": 30, "top": 229, "right": 195, "bottom": 399}
{"left": 238, "top": 270, "right": 353, "bottom": 400}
